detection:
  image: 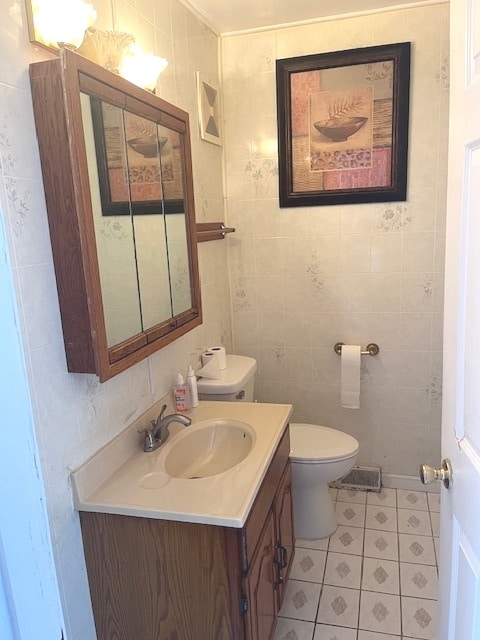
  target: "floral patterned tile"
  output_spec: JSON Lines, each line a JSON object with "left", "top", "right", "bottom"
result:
{"left": 361, "top": 557, "right": 400, "bottom": 595}
{"left": 329, "top": 525, "right": 365, "bottom": 556}
{"left": 324, "top": 552, "right": 362, "bottom": 589}
{"left": 401, "top": 596, "right": 437, "bottom": 639}
{"left": 358, "top": 590, "right": 401, "bottom": 635}
{"left": 397, "top": 490, "right": 429, "bottom": 511}
{"left": 317, "top": 585, "right": 360, "bottom": 629}
{"left": 279, "top": 579, "right": 322, "bottom": 622}
{"left": 273, "top": 616, "right": 315, "bottom": 640}
{"left": 397, "top": 509, "right": 432, "bottom": 536}
{"left": 290, "top": 548, "right": 327, "bottom": 584}
{"left": 364, "top": 529, "right": 399, "bottom": 561}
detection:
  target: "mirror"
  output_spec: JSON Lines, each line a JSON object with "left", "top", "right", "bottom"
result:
{"left": 30, "top": 49, "right": 201, "bottom": 381}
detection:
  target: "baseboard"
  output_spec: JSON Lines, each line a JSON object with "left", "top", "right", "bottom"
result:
{"left": 382, "top": 473, "right": 440, "bottom": 493}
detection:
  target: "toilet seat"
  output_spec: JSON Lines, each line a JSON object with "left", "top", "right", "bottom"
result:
{"left": 290, "top": 423, "right": 359, "bottom": 464}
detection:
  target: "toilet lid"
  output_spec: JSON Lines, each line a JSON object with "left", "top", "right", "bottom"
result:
{"left": 290, "top": 423, "right": 359, "bottom": 463}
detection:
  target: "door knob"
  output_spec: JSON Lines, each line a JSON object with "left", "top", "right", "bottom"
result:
{"left": 419, "top": 459, "right": 452, "bottom": 489}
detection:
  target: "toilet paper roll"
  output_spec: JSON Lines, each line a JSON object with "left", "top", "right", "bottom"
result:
{"left": 201, "top": 351, "right": 216, "bottom": 367}
{"left": 341, "top": 344, "right": 361, "bottom": 409}
{"left": 208, "top": 346, "right": 227, "bottom": 370}
{"left": 196, "top": 357, "right": 222, "bottom": 380}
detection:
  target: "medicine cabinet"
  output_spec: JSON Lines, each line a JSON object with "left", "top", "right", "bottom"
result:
{"left": 30, "top": 49, "right": 201, "bottom": 381}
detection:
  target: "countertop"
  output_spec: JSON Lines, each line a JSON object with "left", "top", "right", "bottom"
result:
{"left": 72, "top": 400, "right": 292, "bottom": 528}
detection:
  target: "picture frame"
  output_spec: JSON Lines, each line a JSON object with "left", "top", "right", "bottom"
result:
{"left": 276, "top": 42, "right": 411, "bottom": 207}
{"left": 196, "top": 72, "right": 222, "bottom": 146}
{"left": 90, "top": 97, "right": 184, "bottom": 216}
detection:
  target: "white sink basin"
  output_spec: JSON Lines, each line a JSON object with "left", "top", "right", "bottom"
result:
{"left": 161, "top": 418, "right": 255, "bottom": 479}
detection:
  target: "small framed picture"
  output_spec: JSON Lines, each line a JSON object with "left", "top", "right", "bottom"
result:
{"left": 196, "top": 72, "right": 222, "bottom": 146}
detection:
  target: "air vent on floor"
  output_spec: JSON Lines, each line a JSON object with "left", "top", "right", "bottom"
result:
{"left": 330, "top": 465, "right": 382, "bottom": 492}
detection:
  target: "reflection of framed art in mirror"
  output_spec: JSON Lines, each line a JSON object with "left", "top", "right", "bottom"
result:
{"left": 90, "top": 98, "right": 185, "bottom": 215}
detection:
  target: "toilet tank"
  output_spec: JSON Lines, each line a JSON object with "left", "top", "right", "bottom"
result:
{"left": 197, "top": 355, "right": 257, "bottom": 402}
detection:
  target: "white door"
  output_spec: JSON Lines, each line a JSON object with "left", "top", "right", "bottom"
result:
{"left": 438, "top": 0, "right": 480, "bottom": 637}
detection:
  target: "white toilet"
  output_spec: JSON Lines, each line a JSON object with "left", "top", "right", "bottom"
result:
{"left": 197, "top": 355, "right": 359, "bottom": 540}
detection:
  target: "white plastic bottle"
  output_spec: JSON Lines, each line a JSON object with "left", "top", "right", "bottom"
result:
{"left": 172, "top": 372, "right": 190, "bottom": 413}
{"left": 186, "top": 365, "right": 199, "bottom": 408}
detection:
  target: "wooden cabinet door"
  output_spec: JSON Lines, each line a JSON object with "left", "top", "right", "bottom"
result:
{"left": 243, "top": 509, "right": 277, "bottom": 640}
{"left": 274, "top": 462, "right": 294, "bottom": 607}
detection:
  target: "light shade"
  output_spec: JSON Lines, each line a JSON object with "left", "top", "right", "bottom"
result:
{"left": 31, "top": 0, "right": 96, "bottom": 49}
{"left": 119, "top": 44, "right": 168, "bottom": 91}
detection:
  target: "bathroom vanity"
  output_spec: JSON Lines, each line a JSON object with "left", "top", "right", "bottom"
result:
{"left": 73, "top": 401, "right": 294, "bottom": 640}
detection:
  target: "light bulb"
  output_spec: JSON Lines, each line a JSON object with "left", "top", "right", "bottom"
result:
{"left": 119, "top": 44, "right": 168, "bottom": 91}
{"left": 32, "top": 0, "right": 96, "bottom": 49}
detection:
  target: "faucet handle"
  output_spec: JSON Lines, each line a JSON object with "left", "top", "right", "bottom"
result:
{"left": 137, "top": 428, "right": 155, "bottom": 452}
{"left": 151, "top": 404, "right": 168, "bottom": 428}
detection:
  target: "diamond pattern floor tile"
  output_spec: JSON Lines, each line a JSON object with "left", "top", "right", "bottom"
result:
{"left": 290, "top": 548, "right": 327, "bottom": 583}
{"left": 282, "top": 489, "right": 440, "bottom": 640}
{"left": 317, "top": 585, "right": 360, "bottom": 628}
{"left": 358, "top": 590, "right": 401, "bottom": 635}
{"left": 399, "top": 533, "right": 436, "bottom": 565}
{"left": 364, "top": 529, "right": 399, "bottom": 561}
{"left": 397, "top": 509, "right": 432, "bottom": 536}
{"left": 401, "top": 596, "right": 437, "bottom": 639}
{"left": 366, "top": 488, "right": 397, "bottom": 508}
{"left": 365, "top": 505, "right": 398, "bottom": 532}
{"left": 337, "top": 488, "right": 368, "bottom": 504}
{"left": 335, "top": 501, "right": 366, "bottom": 528}
{"left": 400, "top": 562, "right": 438, "bottom": 600}
{"left": 362, "top": 557, "right": 400, "bottom": 594}
{"left": 273, "top": 616, "right": 315, "bottom": 640}
{"left": 329, "top": 525, "right": 365, "bottom": 556}
{"left": 313, "top": 623, "right": 357, "bottom": 639}
{"left": 324, "top": 551, "right": 362, "bottom": 589}
{"left": 397, "top": 489, "right": 429, "bottom": 511}
{"left": 357, "top": 631, "right": 401, "bottom": 639}
{"left": 279, "top": 579, "right": 322, "bottom": 621}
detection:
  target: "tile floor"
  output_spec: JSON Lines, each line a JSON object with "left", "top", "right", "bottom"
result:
{"left": 274, "top": 487, "right": 440, "bottom": 640}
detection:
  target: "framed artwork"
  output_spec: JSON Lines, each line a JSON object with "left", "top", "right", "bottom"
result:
{"left": 196, "top": 72, "right": 222, "bottom": 146}
{"left": 276, "top": 42, "right": 411, "bottom": 207}
{"left": 90, "top": 98, "right": 184, "bottom": 215}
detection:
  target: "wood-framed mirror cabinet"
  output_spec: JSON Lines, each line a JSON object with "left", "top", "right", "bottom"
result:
{"left": 30, "top": 49, "right": 202, "bottom": 382}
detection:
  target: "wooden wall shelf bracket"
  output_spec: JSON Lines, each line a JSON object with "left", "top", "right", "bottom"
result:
{"left": 196, "top": 222, "right": 235, "bottom": 242}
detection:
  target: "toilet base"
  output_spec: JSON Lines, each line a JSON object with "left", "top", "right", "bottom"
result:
{"left": 291, "top": 479, "right": 337, "bottom": 539}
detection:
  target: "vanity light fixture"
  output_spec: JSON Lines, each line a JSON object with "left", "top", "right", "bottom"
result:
{"left": 27, "top": 0, "right": 96, "bottom": 50}
{"left": 119, "top": 43, "right": 168, "bottom": 91}
{"left": 78, "top": 28, "right": 135, "bottom": 74}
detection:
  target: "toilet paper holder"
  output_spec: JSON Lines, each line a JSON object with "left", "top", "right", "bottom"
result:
{"left": 334, "top": 342, "right": 380, "bottom": 356}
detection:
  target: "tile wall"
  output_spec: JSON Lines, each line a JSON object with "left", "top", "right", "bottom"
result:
{"left": 222, "top": 3, "right": 450, "bottom": 478}
{"left": 0, "top": 0, "right": 228, "bottom": 637}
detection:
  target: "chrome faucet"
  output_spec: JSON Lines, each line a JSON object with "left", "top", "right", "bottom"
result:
{"left": 139, "top": 404, "right": 192, "bottom": 453}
